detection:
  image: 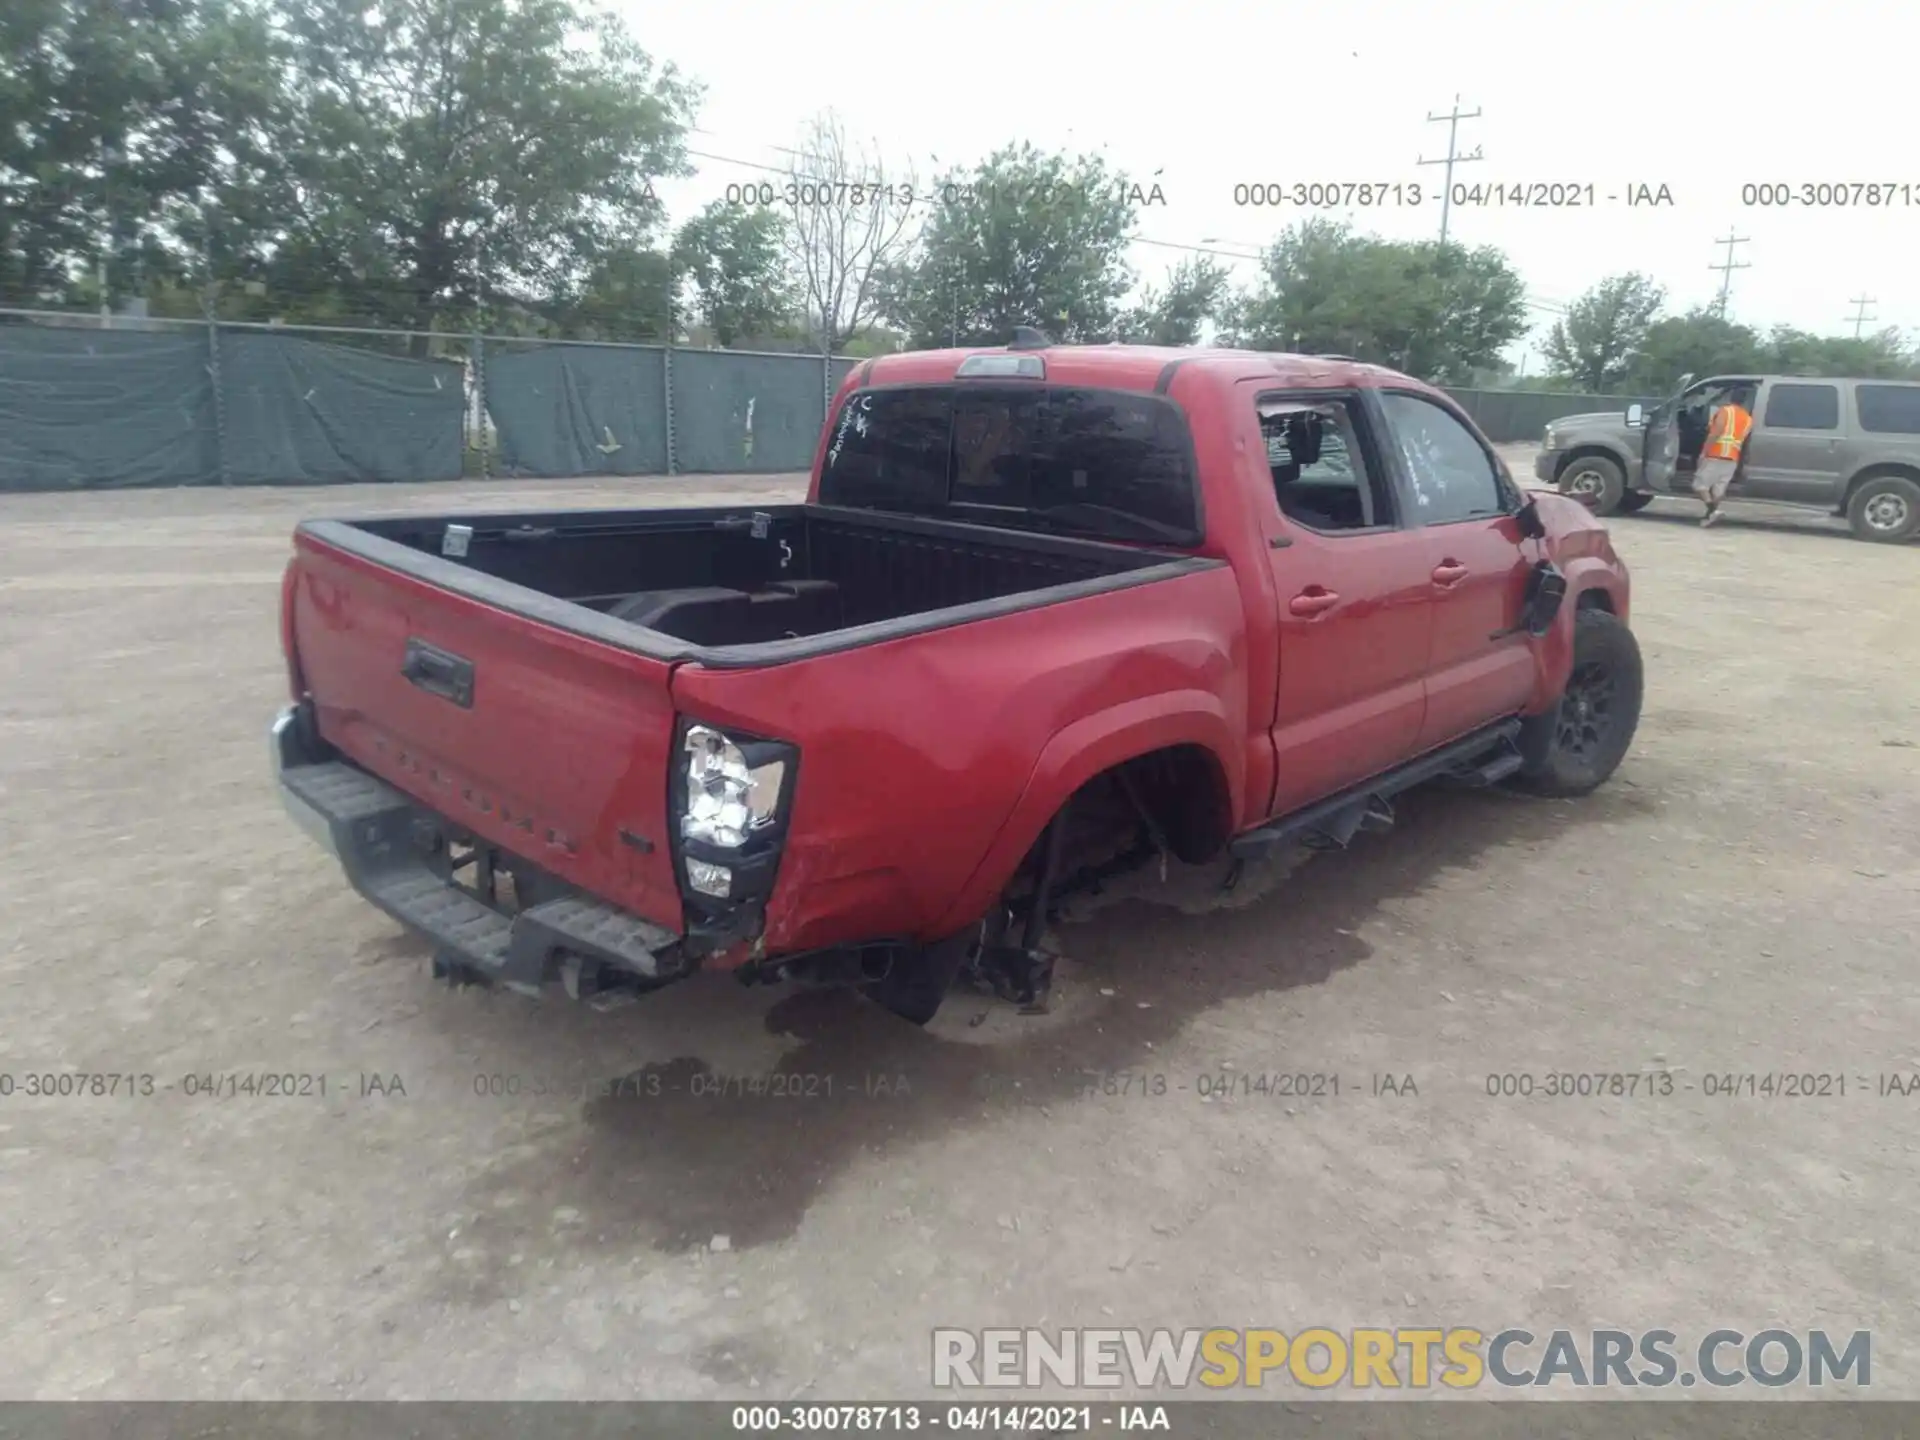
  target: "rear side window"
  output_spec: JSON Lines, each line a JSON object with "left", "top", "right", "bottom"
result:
{"left": 1763, "top": 383, "right": 1839, "bottom": 430}
{"left": 819, "top": 384, "right": 1201, "bottom": 543}
{"left": 1856, "top": 384, "right": 1920, "bottom": 435}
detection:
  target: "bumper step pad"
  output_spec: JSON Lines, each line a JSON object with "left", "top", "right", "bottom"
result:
{"left": 280, "top": 761, "right": 682, "bottom": 996}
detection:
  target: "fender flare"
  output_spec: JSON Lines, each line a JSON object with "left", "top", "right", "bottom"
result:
{"left": 928, "top": 692, "right": 1239, "bottom": 937}
{"left": 1523, "top": 559, "right": 1628, "bottom": 714}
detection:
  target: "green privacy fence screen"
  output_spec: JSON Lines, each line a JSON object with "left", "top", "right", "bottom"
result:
{"left": 1, "top": 310, "right": 1632, "bottom": 491}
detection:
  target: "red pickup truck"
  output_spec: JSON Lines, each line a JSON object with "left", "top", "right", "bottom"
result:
{"left": 272, "top": 337, "right": 1639, "bottom": 1023}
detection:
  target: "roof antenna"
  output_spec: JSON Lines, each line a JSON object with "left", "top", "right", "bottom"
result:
{"left": 1009, "top": 326, "right": 1052, "bottom": 351}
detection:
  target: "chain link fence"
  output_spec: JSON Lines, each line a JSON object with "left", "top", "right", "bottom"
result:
{"left": 0, "top": 307, "right": 858, "bottom": 493}
{"left": 0, "top": 305, "right": 1642, "bottom": 491}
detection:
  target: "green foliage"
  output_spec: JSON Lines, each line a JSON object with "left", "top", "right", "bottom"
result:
{"left": 1119, "top": 257, "right": 1232, "bottom": 346}
{"left": 1598, "top": 310, "right": 1919, "bottom": 396}
{"left": 1542, "top": 273, "right": 1665, "bottom": 391}
{"left": 267, "top": 0, "right": 699, "bottom": 332}
{"left": 0, "top": 0, "right": 281, "bottom": 302}
{"left": 1757, "top": 324, "right": 1916, "bottom": 379}
{"left": 838, "top": 324, "right": 905, "bottom": 358}
{"left": 1621, "top": 308, "right": 1762, "bottom": 394}
{"left": 1218, "top": 219, "right": 1528, "bottom": 385}
{"left": 3, "top": 0, "right": 700, "bottom": 332}
{"left": 671, "top": 202, "right": 796, "bottom": 347}
{"left": 877, "top": 142, "right": 1139, "bottom": 347}
{"left": 549, "top": 247, "right": 679, "bottom": 341}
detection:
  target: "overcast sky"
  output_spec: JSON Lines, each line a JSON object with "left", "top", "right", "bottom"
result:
{"left": 628, "top": 0, "right": 1913, "bottom": 365}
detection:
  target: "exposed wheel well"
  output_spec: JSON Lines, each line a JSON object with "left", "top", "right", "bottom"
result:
{"left": 1841, "top": 464, "right": 1920, "bottom": 510}
{"left": 1576, "top": 589, "right": 1615, "bottom": 614}
{"left": 1008, "top": 744, "right": 1236, "bottom": 912}
{"left": 1108, "top": 744, "right": 1235, "bottom": 864}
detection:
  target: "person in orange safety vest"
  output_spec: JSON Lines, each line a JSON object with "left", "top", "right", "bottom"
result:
{"left": 1694, "top": 384, "right": 1756, "bottom": 528}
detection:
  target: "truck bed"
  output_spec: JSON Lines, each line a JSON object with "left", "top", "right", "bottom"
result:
{"left": 282, "top": 501, "right": 1221, "bottom": 960}
{"left": 302, "top": 503, "right": 1188, "bottom": 666}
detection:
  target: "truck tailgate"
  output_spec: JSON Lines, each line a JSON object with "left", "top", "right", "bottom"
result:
{"left": 287, "top": 529, "right": 685, "bottom": 933}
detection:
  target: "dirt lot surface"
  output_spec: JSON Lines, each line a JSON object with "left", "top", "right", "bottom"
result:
{"left": 3, "top": 455, "right": 1917, "bottom": 1402}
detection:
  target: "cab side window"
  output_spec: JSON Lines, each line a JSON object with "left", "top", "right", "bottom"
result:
{"left": 1257, "top": 396, "right": 1396, "bottom": 534}
{"left": 1762, "top": 383, "right": 1839, "bottom": 430}
{"left": 1378, "top": 392, "right": 1507, "bottom": 524}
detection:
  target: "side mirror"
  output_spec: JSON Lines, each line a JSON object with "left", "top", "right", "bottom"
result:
{"left": 1624, "top": 403, "right": 1645, "bottom": 427}
{"left": 1284, "top": 415, "right": 1324, "bottom": 466}
{"left": 1514, "top": 494, "right": 1548, "bottom": 540}
{"left": 1523, "top": 560, "right": 1568, "bottom": 638}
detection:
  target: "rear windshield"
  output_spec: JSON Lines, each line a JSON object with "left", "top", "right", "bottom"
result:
{"left": 818, "top": 384, "right": 1202, "bottom": 545}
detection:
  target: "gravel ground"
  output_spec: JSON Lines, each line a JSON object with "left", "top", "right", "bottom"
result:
{"left": 1, "top": 456, "right": 1916, "bottom": 1403}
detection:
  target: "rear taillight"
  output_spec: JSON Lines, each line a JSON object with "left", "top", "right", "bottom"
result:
{"left": 279, "top": 560, "right": 306, "bottom": 701}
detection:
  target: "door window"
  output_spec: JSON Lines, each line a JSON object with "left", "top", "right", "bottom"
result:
{"left": 1762, "top": 383, "right": 1839, "bottom": 430}
{"left": 1257, "top": 396, "right": 1396, "bottom": 533}
{"left": 1378, "top": 392, "right": 1507, "bottom": 523}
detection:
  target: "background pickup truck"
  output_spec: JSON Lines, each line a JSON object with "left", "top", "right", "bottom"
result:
{"left": 1535, "top": 372, "right": 1920, "bottom": 543}
{"left": 273, "top": 338, "right": 1642, "bottom": 1023}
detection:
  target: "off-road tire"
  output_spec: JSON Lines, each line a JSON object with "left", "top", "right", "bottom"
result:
{"left": 1558, "top": 455, "right": 1626, "bottom": 516}
{"left": 1846, "top": 475, "right": 1920, "bottom": 544}
{"left": 1511, "top": 610, "right": 1644, "bottom": 798}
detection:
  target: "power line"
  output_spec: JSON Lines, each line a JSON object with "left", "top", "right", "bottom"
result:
{"left": 1415, "top": 96, "right": 1484, "bottom": 246}
{"left": 1708, "top": 232, "right": 1750, "bottom": 315}
{"left": 1846, "top": 294, "right": 1877, "bottom": 338}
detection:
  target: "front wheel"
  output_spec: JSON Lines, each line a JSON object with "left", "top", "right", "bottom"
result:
{"left": 1511, "top": 610, "right": 1644, "bottom": 797}
{"left": 1557, "top": 455, "right": 1626, "bottom": 516}
{"left": 1846, "top": 475, "right": 1920, "bottom": 543}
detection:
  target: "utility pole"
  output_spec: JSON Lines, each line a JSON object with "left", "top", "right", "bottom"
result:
{"left": 1846, "top": 294, "right": 1877, "bottom": 338}
{"left": 98, "top": 136, "right": 114, "bottom": 328}
{"left": 1708, "top": 232, "right": 1750, "bottom": 315}
{"left": 1416, "top": 96, "right": 1484, "bottom": 246}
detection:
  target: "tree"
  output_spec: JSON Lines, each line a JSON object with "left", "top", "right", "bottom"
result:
{"left": 781, "top": 110, "right": 919, "bottom": 354}
{"left": 671, "top": 202, "right": 796, "bottom": 347}
{"left": 0, "top": 0, "right": 281, "bottom": 305}
{"left": 1542, "top": 273, "right": 1665, "bottom": 392}
{"left": 554, "top": 246, "right": 679, "bottom": 341}
{"left": 1119, "top": 256, "right": 1231, "bottom": 346}
{"left": 267, "top": 0, "right": 699, "bottom": 338}
{"left": 1624, "top": 308, "right": 1765, "bottom": 394}
{"left": 877, "top": 141, "right": 1141, "bottom": 348}
{"left": 1221, "top": 220, "right": 1527, "bottom": 384}
{"left": 1760, "top": 324, "right": 1918, "bottom": 379}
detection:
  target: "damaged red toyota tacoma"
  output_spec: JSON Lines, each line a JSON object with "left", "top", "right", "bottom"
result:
{"left": 272, "top": 335, "right": 1641, "bottom": 1022}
